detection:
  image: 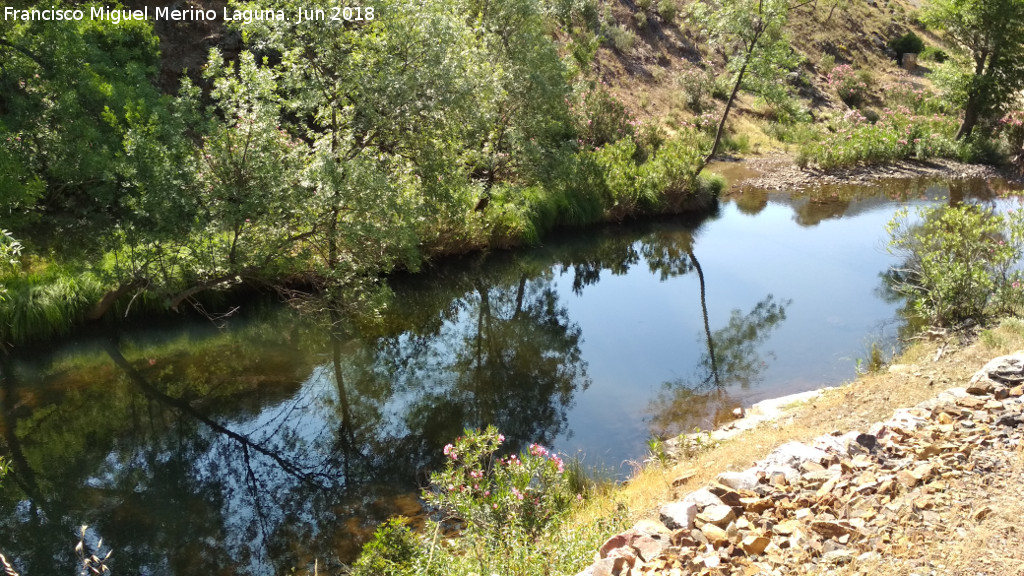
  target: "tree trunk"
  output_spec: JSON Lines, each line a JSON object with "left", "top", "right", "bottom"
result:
{"left": 688, "top": 249, "right": 719, "bottom": 387}
{"left": 701, "top": 28, "right": 763, "bottom": 169}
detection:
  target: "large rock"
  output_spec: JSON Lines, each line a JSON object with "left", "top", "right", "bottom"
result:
{"left": 717, "top": 470, "right": 760, "bottom": 491}
{"left": 659, "top": 500, "right": 697, "bottom": 531}
{"left": 760, "top": 442, "right": 828, "bottom": 470}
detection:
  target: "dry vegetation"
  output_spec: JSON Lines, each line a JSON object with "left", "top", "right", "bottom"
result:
{"left": 592, "top": 0, "right": 941, "bottom": 151}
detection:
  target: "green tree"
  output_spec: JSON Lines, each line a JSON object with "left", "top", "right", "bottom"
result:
{"left": 922, "top": 0, "right": 1024, "bottom": 139}
{"left": 692, "top": 0, "right": 805, "bottom": 165}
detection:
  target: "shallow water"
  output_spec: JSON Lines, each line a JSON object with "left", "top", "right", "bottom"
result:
{"left": 0, "top": 176, "right": 1017, "bottom": 575}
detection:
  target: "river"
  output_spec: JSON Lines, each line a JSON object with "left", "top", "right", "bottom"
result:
{"left": 0, "top": 175, "right": 1017, "bottom": 575}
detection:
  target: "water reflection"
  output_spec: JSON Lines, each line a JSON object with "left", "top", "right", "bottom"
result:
{"left": 3, "top": 176, "right": 1017, "bottom": 575}
{"left": 648, "top": 295, "right": 790, "bottom": 437}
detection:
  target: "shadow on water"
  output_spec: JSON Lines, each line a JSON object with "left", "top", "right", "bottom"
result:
{"left": 1, "top": 175, "right": 1021, "bottom": 574}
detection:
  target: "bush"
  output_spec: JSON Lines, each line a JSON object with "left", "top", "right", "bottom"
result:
{"left": 920, "top": 46, "right": 948, "bottom": 63}
{"left": 676, "top": 66, "right": 715, "bottom": 112}
{"left": 889, "top": 32, "right": 925, "bottom": 59}
{"left": 887, "top": 204, "right": 1024, "bottom": 327}
{"left": 426, "top": 427, "right": 577, "bottom": 538}
{"left": 799, "top": 106, "right": 960, "bottom": 168}
{"left": 827, "top": 64, "right": 870, "bottom": 107}
{"left": 607, "top": 24, "right": 636, "bottom": 53}
{"left": 572, "top": 86, "right": 637, "bottom": 148}
{"left": 999, "top": 109, "right": 1024, "bottom": 152}
{"left": 657, "top": 0, "right": 679, "bottom": 22}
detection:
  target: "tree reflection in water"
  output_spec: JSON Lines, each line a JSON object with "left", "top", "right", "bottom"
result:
{"left": 0, "top": 257, "right": 591, "bottom": 575}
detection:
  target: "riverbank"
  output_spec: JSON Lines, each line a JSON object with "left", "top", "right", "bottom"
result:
{"left": 568, "top": 318, "right": 1024, "bottom": 575}
{"left": 715, "top": 155, "right": 1024, "bottom": 193}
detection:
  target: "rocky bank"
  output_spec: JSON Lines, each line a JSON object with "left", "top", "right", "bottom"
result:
{"left": 576, "top": 353, "right": 1024, "bottom": 576}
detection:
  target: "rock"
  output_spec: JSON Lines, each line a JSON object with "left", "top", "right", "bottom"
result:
{"left": 810, "top": 520, "right": 859, "bottom": 540}
{"left": 599, "top": 534, "right": 628, "bottom": 559}
{"left": 591, "top": 556, "right": 627, "bottom": 576}
{"left": 631, "top": 534, "right": 666, "bottom": 562}
{"left": 717, "top": 470, "right": 760, "bottom": 492}
{"left": 685, "top": 488, "right": 726, "bottom": 509}
{"left": 696, "top": 504, "right": 736, "bottom": 528}
{"left": 741, "top": 535, "right": 770, "bottom": 555}
{"left": 700, "top": 523, "right": 730, "bottom": 547}
{"left": 761, "top": 442, "right": 829, "bottom": 470}
{"left": 659, "top": 501, "right": 697, "bottom": 531}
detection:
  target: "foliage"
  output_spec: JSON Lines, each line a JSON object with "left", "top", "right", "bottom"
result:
{"left": 886, "top": 204, "right": 1024, "bottom": 327}
{"left": 827, "top": 64, "right": 871, "bottom": 107}
{"left": 999, "top": 109, "right": 1024, "bottom": 151}
{"left": 573, "top": 86, "right": 637, "bottom": 148}
{"left": 351, "top": 427, "right": 614, "bottom": 576}
{"left": 884, "top": 79, "right": 952, "bottom": 115}
{"left": 425, "top": 427, "right": 575, "bottom": 538}
{"left": 350, "top": 518, "right": 422, "bottom": 576}
{"left": 658, "top": 0, "right": 680, "bottom": 22}
{"left": 606, "top": 24, "right": 637, "bottom": 53}
{"left": 676, "top": 66, "right": 716, "bottom": 113}
{"left": 800, "top": 107, "right": 961, "bottom": 168}
{"left": 889, "top": 32, "right": 926, "bottom": 58}
{"left": 921, "top": 0, "right": 1024, "bottom": 139}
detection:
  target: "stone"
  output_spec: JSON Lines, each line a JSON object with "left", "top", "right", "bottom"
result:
{"left": 660, "top": 501, "right": 697, "bottom": 531}
{"left": 761, "top": 442, "right": 829, "bottom": 470}
{"left": 631, "top": 534, "right": 666, "bottom": 562}
{"left": 741, "top": 535, "right": 770, "bottom": 555}
{"left": 700, "top": 523, "right": 730, "bottom": 547}
{"left": 685, "top": 488, "right": 726, "bottom": 509}
{"left": 810, "top": 520, "right": 858, "bottom": 540}
{"left": 599, "top": 534, "right": 628, "bottom": 558}
{"left": 717, "top": 470, "right": 760, "bottom": 492}
{"left": 696, "top": 504, "right": 736, "bottom": 528}
{"left": 591, "top": 556, "right": 627, "bottom": 576}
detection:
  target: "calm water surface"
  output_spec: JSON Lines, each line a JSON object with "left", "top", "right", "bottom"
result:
{"left": 0, "top": 177, "right": 1017, "bottom": 574}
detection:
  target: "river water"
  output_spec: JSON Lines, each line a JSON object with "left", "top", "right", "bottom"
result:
{"left": 0, "top": 176, "right": 1016, "bottom": 575}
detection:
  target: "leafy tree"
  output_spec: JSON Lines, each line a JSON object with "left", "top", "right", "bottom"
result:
{"left": 692, "top": 0, "right": 806, "bottom": 165}
{"left": 922, "top": 0, "right": 1024, "bottom": 139}
{"left": 887, "top": 204, "right": 1024, "bottom": 326}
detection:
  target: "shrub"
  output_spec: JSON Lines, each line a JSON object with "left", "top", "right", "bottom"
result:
{"left": 676, "top": 66, "right": 715, "bottom": 112}
{"left": 799, "top": 106, "right": 960, "bottom": 168}
{"left": 889, "top": 32, "right": 925, "bottom": 59}
{"left": 884, "top": 79, "right": 951, "bottom": 115}
{"left": 827, "top": 64, "right": 870, "bottom": 107}
{"left": 634, "top": 10, "right": 648, "bottom": 29}
{"left": 636, "top": 0, "right": 653, "bottom": 10}
{"left": 999, "top": 109, "right": 1024, "bottom": 152}
{"left": 920, "top": 46, "right": 948, "bottom": 63}
{"left": 426, "top": 427, "right": 577, "bottom": 538}
{"left": 573, "top": 86, "right": 637, "bottom": 148}
{"left": 886, "top": 204, "right": 1024, "bottom": 327}
{"left": 657, "top": 0, "right": 679, "bottom": 22}
{"left": 607, "top": 24, "right": 636, "bottom": 53}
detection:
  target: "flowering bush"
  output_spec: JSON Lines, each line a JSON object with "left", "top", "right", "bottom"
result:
{"left": 800, "top": 106, "right": 960, "bottom": 168}
{"left": 827, "top": 64, "right": 870, "bottom": 107}
{"left": 425, "top": 426, "right": 576, "bottom": 538}
{"left": 676, "top": 65, "right": 715, "bottom": 112}
{"left": 884, "top": 79, "right": 950, "bottom": 115}
{"left": 999, "top": 109, "right": 1024, "bottom": 152}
